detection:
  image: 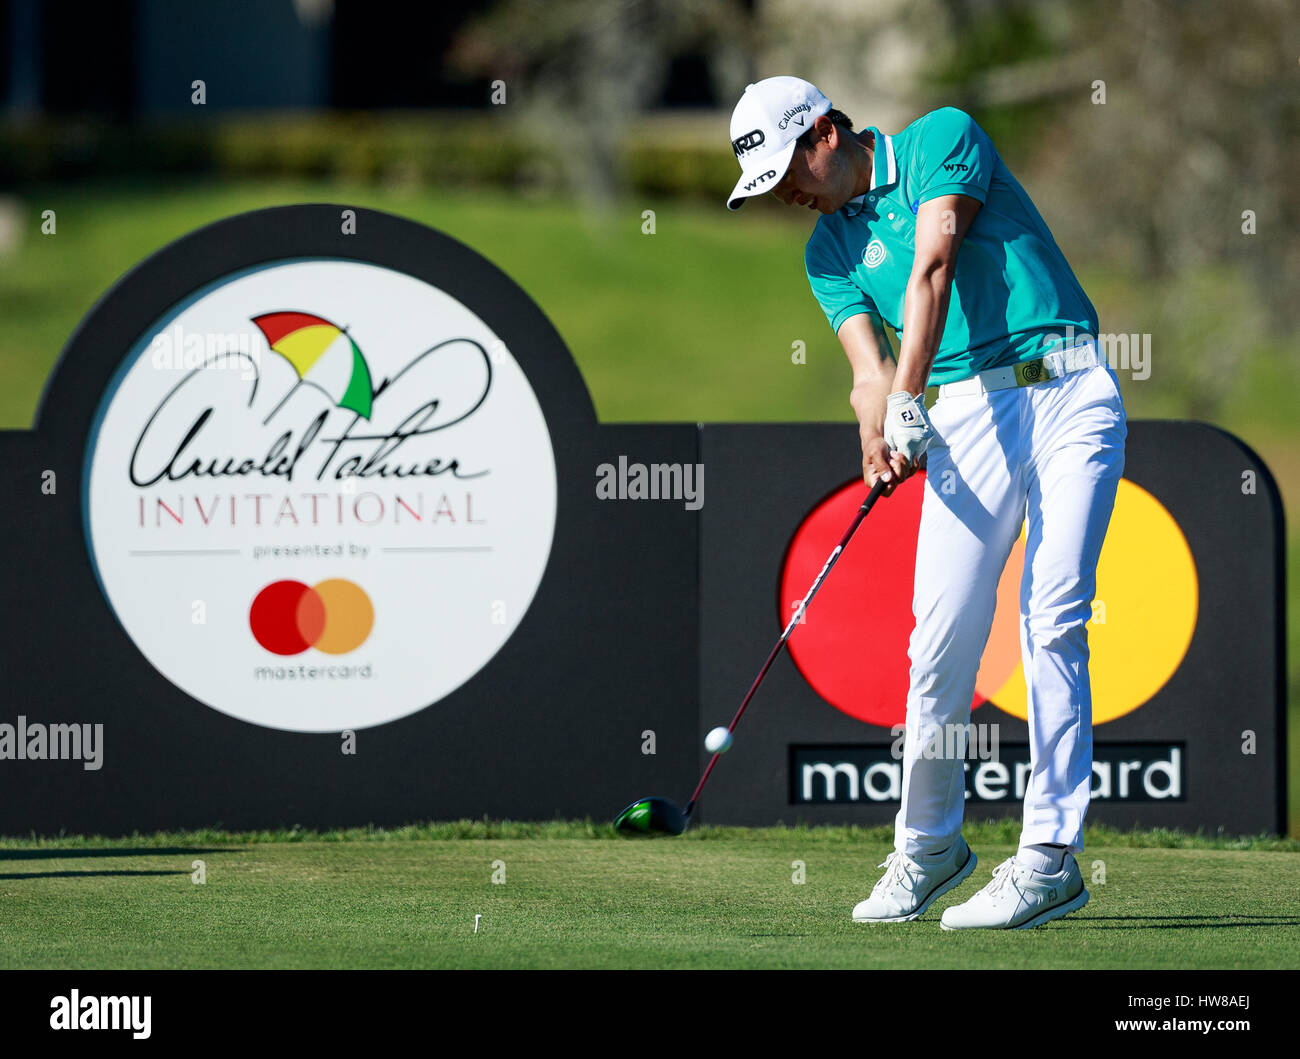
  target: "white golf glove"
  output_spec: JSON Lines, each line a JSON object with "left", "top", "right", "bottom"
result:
{"left": 883, "top": 391, "right": 935, "bottom": 465}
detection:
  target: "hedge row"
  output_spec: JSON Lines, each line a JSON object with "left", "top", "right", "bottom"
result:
{"left": 0, "top": 112, "right": 741, "bottom": 200}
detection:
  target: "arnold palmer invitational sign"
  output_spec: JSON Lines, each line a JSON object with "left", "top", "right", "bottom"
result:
{"left": 0, "top": 204, "right": 1279, "bottom": 837}
{"left": 83, "top": 258, "right": 557, "bottom": 732}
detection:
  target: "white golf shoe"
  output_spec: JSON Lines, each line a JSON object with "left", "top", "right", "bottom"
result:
{"left": 940, "top": 853, "right": 1089, "bottom": 930}
{"left": 852, "top": 837, "right": 977, "bottom": 923}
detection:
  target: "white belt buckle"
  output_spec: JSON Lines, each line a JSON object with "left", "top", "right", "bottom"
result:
{"left": 1041, "top": 349, "right": 1065, "bottom": 379}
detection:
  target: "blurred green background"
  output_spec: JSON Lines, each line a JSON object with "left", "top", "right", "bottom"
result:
{"left": 0, "top": 0, "right": 1294, "bottom": 831}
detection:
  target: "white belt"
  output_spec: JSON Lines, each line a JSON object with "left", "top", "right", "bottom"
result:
{"left": 937, "top": 342, "right": 1103, "bottom": 398}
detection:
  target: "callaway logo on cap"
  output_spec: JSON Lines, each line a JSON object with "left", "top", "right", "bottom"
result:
{"left": 726, "top": 76, "right": 832, "bottom": 210}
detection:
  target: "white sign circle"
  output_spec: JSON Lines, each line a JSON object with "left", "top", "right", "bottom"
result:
{"left": 83, "top": 259, "right": 557, "bottom": 732}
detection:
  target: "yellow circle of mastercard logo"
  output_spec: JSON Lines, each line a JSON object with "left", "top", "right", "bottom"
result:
{"left": 976, "top": 478, "right": 1198, "bottom": 723}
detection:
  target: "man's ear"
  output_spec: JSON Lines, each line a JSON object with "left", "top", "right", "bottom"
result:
{"left": 816, "top": 114, "right": 840, "bottom": 149}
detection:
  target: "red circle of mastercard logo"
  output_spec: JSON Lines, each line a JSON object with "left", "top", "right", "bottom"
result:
{"left": 779, "top": 476, "right": 934, "bottom": 727}
{"left": 779, "top": 473, "right": 1196, "bottom": 728}
{"left": 249, "top": 579, "right": 374, "bottom": 656}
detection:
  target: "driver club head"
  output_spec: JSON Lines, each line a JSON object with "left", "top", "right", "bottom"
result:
{"left": 613, "top": 796, "right": 688, "bottom": 836}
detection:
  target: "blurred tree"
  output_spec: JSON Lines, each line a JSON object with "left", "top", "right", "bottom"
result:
{"left": 449, "top": 0, "right": 754, "bottom": 206}
{"left": 923, "top": 0, "right": 1300, "bottom": 417}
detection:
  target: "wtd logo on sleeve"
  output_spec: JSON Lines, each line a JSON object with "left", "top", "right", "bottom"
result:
{"left": 83, "top": 259, "right": 558, "bottom": 732}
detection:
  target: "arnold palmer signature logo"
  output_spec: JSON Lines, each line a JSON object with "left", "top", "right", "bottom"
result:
{"left": 128, "top": 333, "right": 492, "bottom": 491}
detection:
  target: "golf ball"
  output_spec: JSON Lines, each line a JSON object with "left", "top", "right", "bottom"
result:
{"left": 705, "top": 727, "right": 733, "bottom": 754}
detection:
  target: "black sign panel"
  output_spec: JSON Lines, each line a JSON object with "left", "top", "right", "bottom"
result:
{"left": 700, "top": 422, "right": 1285, "bottom": 835}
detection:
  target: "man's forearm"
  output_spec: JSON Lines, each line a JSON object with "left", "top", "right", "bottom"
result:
{"left": 849, "top": 366, "right": 897, "bottom": 438}
{"left": 894, "top": 266, "right": 954, "bottom": 394}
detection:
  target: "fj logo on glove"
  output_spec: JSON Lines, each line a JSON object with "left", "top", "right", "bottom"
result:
{"left": 883, "top": 392, "right": 936, "bottom": 465}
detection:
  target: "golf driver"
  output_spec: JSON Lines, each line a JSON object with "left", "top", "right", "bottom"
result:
{"left": 615, "top": 476, "right": 889, "bottom": 835}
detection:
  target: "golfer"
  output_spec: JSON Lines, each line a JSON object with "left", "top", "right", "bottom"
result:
{"left": 726, "top": 76, "right": 1125, "bottom": 929}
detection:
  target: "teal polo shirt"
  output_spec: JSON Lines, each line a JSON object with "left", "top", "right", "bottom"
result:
{"left": 804, "top": 107, "right": 1098, "bottom": 386}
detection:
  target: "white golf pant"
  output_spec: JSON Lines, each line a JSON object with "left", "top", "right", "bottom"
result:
{"left": 894, "top": 355, "right": 1126, "bottom": 858}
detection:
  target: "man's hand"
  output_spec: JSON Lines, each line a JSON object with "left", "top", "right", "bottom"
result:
{"left": 883, "top": 391, "right": 934, "bottom": 468}
{"left": 860, "top": 433, "right": 911, "bottom": 496}
{"left": 849, "top": 375, "right": 911, "bottom": 496}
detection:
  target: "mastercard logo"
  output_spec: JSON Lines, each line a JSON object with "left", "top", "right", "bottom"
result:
{"left": 250, "top": 578, "right": 374, "bottom": 656}
{"left": 779, "top": 474, "right": 1198, "bottom": 727}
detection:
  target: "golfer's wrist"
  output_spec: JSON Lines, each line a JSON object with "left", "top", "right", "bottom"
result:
{"left": 860, "top": 433, "right": 890, "bottom": 459}
{"left": 850, "top": 394, "right": 885, "bottom": 434}
{"left": 858, "top": 422, "right": 887, "bottom": 446}
{"left": 890, "top": 354, "right": 930, "bottom": 397}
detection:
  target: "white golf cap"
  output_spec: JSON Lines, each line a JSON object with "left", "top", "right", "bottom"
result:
{"left": 726, "top": 76, "right": 832, "bottom": 210}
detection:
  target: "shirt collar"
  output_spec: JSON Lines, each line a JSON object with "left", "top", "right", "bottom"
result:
{"left": 843, "top": 128, "right": 897, "bottom": 217}
{"left": 870, "top": 128, "right": 898, "bottom": 191}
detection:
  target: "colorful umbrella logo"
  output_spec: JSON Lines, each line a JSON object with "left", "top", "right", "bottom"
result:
{"left": 252, "top": 311, "right": 374, "bottom": 424}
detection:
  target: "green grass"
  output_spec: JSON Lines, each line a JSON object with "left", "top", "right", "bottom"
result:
{"left": 1, "top": 822, "right": 1297, "bottom": 969}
